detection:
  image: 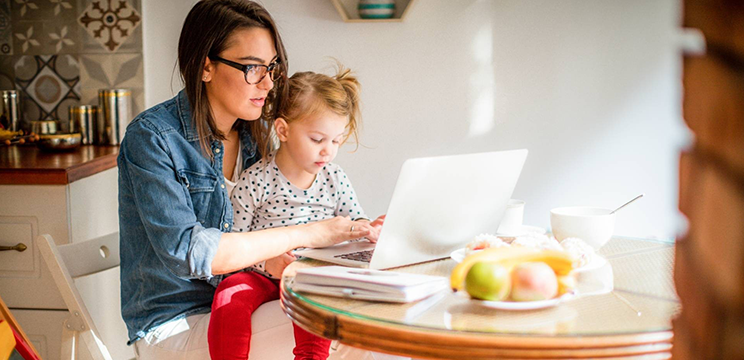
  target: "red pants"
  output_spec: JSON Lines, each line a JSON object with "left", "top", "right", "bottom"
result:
{"left": 208, "top": 271, "right": 331, "bottom": 360}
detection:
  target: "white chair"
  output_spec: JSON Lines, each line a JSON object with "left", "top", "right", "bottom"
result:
{"left": 37, "top": 233, "right": 118, "bottom": 360}
{"left": 39, "top": 232, "right": 298, "bottom": 360}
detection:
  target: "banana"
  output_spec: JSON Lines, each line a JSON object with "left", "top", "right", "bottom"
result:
{"left": 557, "top": 273, "right": 577, "bottom": 295}
{"left": 450, "top": 247, "right": 578, "bottom": 291}
{"left": 0, "top": 128, "right": 22, "bottom": 140}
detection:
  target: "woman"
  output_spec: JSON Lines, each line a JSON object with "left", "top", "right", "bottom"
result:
{"left": 117, "top": 1, "right": 375, "bottom": 358}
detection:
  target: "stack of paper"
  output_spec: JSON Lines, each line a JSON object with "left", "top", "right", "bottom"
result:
{"left": 292, "top": 266, "right": 449, "bottom": 303}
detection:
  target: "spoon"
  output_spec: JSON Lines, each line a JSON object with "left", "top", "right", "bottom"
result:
{"left": 612, "top": 291, "right": 642, "bottom": 316}
{"left": 610, "top": 194, "right": 644, "bottom": 214}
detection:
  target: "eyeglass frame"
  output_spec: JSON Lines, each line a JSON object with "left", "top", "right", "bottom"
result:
{"left": 208, "top": 55, "right": 282, "bottom": 85}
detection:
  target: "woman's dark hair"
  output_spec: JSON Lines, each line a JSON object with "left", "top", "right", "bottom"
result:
{"left": 178, "top": 0, "right": 288, "bottom": 157}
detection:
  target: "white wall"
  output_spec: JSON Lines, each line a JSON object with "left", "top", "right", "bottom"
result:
{"left": 144, "top": 0, "right": 689, "bottom": 240}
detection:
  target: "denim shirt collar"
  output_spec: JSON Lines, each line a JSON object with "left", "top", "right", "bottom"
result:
{"left": 176, "top": 90, "right": 199, "bottom": 142}
{"left": 175, "top": 89, "right": 259, "bottom": 161}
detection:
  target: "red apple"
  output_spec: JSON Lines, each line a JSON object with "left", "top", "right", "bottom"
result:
{"left": 510, "top": 262, "right": 558, "bottom": 301}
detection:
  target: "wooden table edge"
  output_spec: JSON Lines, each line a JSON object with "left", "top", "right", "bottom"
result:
{"left": 280, "top": 284, "right": 673, "bottom": 359}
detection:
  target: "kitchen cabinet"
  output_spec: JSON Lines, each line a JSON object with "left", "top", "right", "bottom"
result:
{"left": 0, "top": 145, "right": 133, "bottom": 360}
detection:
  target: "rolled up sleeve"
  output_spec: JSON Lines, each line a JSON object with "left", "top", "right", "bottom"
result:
{"left": 188, "top": 225, "right": 222, "bottom": 278}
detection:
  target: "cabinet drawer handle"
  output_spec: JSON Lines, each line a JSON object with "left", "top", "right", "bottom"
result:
{"left": 0, "top": 243, "right": 27, "bottom": 252}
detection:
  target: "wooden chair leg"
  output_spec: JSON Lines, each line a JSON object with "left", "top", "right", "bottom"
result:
{"left": 60, "top": 326, "right": 76, "bottom": 360}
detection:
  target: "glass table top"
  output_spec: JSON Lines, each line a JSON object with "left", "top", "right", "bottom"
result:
{"left": 285, "top": 236, "right": 679, "bottom": 337}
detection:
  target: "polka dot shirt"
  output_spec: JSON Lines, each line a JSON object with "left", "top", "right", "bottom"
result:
{"left": 231, "top": 151, "right": 367, "bottom": 278}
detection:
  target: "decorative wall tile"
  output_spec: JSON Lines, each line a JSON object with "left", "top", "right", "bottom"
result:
{"left": 79, "top": 53, "right": 140, "bottom": 87}
{"left": 14, "top": 55, "right": 81, "bottom": 125}
{"left": 4, "top": 0, "right": 143, "bottom": 130}
{"left": 79, "top": 52, "right": 142, "bottom": 114}
{"left": 45, "top": 21, "right": 80, "bottom": 53}
{"left": 12, "top": 22, "right": 42, "bottom": 54}
{"left": 50, "top": 0, "right": 74, "bottom": 17}
{"left": 0, "top": 0, "right": 12, "bottom": 54}
{"left": 78, "top": 0, "right": 141, "bottom": 53}
{"left": 45, "top": 1, "right": 80, "bottom": 43}
{"left": 10, "top": 0, "right": 40, "bottom": 19}
{"left": 0, "top": 55, "right": 16, "bottom": 89}
{"left": 11, "top": 0, "right": 73, "bottom": 19}
{"left": 10, "top": 1, "right": 78, "bottom": 54}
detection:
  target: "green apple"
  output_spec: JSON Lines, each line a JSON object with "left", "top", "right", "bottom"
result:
{"left": 465, "top": 261, "right": 511, "bottom": 301}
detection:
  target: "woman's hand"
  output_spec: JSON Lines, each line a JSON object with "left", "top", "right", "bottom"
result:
{"left": 304, "top": 216, "right": 373, "bottom": 248}
{"left": 265, "top": 251, "right": 296, "bottom": 278}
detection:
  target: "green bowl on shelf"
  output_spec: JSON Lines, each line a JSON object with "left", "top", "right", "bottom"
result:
{"left": 358, "top": 0, "right": 395, "bottom": 19}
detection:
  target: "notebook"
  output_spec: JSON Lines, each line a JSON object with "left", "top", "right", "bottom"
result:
{"left": 292, "top": 266, "right": 449, "bottom": 303}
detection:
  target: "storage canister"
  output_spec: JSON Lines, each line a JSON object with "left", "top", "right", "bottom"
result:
{"left": 1, "top": 90, "right": 21, "bottom": 132}
{"left": 97, "top": 89, "right": 132, "bottom": 145}
{"left": 69, "top": 105, "right": 98, "bottom": 144}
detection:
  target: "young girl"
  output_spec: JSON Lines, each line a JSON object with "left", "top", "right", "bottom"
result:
{"left": 208, "top": 65, "right": 383, "bottom": 359}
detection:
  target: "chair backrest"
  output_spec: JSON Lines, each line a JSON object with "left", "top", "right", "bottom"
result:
{"left": 37, "top": 233, "right": 119, "bottom": 360}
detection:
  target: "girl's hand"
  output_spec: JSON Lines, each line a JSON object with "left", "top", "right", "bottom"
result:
{"left": 359, "top": 215, "right": 385, "bottom": 243}
{"left": 265, "top": 251, "right": 296, "bottom": 278}
{"left": 370, "top": 214, "right": 385, "bottom": 232}
{"left": 352, "top": 219, "right": 381, "bottom": 243}
{"left": 305, "top": 216, "right": 372, "bottom": 248}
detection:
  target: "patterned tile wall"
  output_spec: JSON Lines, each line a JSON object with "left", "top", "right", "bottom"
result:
{"left": 0, "top": 0, "right": 143, "bottom": 131}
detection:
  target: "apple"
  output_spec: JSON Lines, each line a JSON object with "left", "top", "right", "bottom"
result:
{"left": 510, "top": 262, "right": 558, "bottom": 301}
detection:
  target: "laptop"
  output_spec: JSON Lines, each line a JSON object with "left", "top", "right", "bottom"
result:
{"left": 293, "top": 149, "right": 528, "bottom": 269}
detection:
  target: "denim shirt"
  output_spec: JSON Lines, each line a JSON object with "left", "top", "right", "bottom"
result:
{"left": 118, "top": 90, "right": 261, "bottom": 344}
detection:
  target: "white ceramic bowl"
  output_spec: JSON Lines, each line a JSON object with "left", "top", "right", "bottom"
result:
{"left": 550, "top": 207, "right": 615, "bottom": 250}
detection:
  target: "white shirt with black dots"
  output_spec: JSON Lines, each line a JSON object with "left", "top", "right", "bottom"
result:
{"left": 231, "top": 151, "right": 367, "bottom": 278}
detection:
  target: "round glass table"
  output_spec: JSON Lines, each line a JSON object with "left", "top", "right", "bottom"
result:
{"left": 281, "top": 237, "right": 678, "bottom": 359}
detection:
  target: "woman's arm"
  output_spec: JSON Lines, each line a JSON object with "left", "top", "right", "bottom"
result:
{"left": 120, "top": 121, "right": 223, "bottom": 280}
{"left": 212, "top": 216, "right": 372, "bottom": 274}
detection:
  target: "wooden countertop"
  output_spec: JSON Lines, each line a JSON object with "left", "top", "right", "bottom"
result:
{"left": 0, "top": 145, "right": 119, "bottom": 185}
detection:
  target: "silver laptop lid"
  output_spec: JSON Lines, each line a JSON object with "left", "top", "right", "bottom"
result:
{"left": 369, "top": 149, "right": 528, "bottom": 269}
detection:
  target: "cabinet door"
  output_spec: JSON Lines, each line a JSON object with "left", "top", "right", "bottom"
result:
{"left": 11, "top": 309, "right": 68, "bottom": 360}
{"left": 0, "top": 186, "right": 69, "bottom": 309}
{"left": 0, "top": 168, "right": 119, "bottom": 309}
{"left": 12, "top": 308, "right": 136, "bottom": 360}
{"left": 2, "top": 168, "right": 130, "bottom": 359}
{"left": 69, "top": 168, "right": 120, "bottom": 245}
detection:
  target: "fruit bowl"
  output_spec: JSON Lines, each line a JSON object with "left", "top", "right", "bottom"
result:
{"left": 37, "top": 133, "right": 81, "bottom": 151}
{"left": 472, "top": 292, "right": 575, "bottom": 311}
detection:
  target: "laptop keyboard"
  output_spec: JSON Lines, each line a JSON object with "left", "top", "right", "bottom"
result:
{"left": 334, "top": 249, "right": 374, "bottom": 263}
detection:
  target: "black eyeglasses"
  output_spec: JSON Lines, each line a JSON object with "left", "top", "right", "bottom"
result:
{"left": 209, "top": 55, "right": 282, "bottom": 85}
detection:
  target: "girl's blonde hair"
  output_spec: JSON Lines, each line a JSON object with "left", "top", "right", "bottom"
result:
{"left": 276, "top": 63, "right": 361, "bottom": 152}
